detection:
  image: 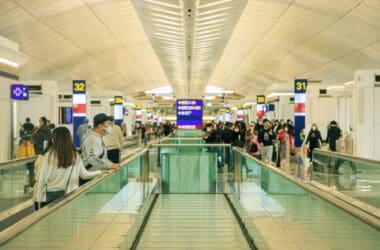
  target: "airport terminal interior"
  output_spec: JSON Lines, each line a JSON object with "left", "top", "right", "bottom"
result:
{"left": 1, "top": 0, "right": 380, "bottom": 249}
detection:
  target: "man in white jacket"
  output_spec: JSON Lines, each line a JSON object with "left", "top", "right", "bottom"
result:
{"left": 81, "top": 113, "right": 121, "bottom": 172}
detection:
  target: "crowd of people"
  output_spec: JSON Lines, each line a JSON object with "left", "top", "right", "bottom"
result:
{"left": 17, "top": 113, "right": 123, "bottom": 210}
{"left": 202, "top": 118, "right": 343, "bottom": 169}
{"left": 16, "top": 113, "right": 343, "bottom": 209}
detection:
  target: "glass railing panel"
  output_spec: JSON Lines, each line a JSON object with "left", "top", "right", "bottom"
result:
{"left": 234, "top": 152, "right": 380, "bottom": 250}
{"left": 312, "top": 150, "right": 380, "bottom": 209}
{"left": 1, "top": 152, "right": 154, "bottom": 249}
{"left": 174, "top": 129, "right": 204, "bottom": 138}
{"left": 161, "top": 152, "right": 217, "bottom": 193}
{"left": 157, "top": 145, "right": 231, "bottom": 194}
{"left": 0, "top": 158, "right": 36, "bottom": 213}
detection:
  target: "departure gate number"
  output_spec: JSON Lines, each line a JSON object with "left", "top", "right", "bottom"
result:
{"left": 73, "top": 82, "right": 86, "bottom": 93}
{"left": 295, "top": 81, "right": 307, "bottom": 92}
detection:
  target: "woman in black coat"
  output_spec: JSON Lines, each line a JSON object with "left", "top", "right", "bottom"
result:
{"left": 305, "top": 123, "right": 323, "bottom": 161}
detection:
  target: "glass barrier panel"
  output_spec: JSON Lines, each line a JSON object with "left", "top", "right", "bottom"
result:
{"left": 1, "top": 152, "right": 154, "bottom": 249}
{"left": 174, "top": 129, "right": 204, "bottom": 138}
{"left": 161, "top": 152, "right": 217, "bottom": 193}
{"left": 0, "top": 159, "right": 36, "bottom": 213}
{"left": 312, "top": 150, "right": 380, "bottom": 209}
{"left": 233, "top": 152, "right": 380, "bottom": 250}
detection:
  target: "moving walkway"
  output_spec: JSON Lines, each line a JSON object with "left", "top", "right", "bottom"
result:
{"left": 1, "top": 133, "right": 379, "bottom": 249}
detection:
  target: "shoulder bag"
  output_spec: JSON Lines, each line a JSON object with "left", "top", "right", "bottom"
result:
{"left": 45, "top": 166, "right": 74, "bottom": 204}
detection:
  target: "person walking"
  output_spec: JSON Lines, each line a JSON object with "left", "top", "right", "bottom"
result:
{"left": 258, "top": 119, "right": 275, "bottom": 164}
{"left": 326, "top": 121, "right": 342, "bottom": 152}
{"left": 305, "top": 124, "right": 323, "bottom": 161}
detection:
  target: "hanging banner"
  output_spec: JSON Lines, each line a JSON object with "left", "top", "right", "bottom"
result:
{"left": 294, "top": 79, "right": 308, "bottom": 147}
{"left": 256, "top": 95, "right": 266, "bottom": 117}
{"left": 72, "top": 80, "right": 86, "bottom": 147}
{"left": 114, "top": 96, "right": 123, "bottom": 125}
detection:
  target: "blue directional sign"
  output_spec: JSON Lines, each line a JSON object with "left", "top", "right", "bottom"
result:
{"left": 11, "top": 84, "right": 29, "bottom": 100}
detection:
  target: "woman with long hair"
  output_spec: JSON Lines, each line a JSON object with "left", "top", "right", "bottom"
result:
{"left": 36, "top": 127, "right": 109, "bottom": 208}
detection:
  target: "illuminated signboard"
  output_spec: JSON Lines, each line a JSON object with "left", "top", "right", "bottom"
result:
{"left": 11, "top": 84, "right": 29, "bottom": 100}
{"left": 114, "top": 96, "right": 123, "bottom": 124}
{"left": 236, "top": 109, "right": 245, "bottom": 121}
{"left": 72, "top": 80, "right": 86, "bottom": 147}
{"left": 176, "top": 99, "right": 203, "bottom": 129}
{"left": 114, "top": 96, "right": 123, "bottom": 104}
{"left": 256, "top": 95, "right": 266, "bottom": 117}
{"left": 225, "top": 108, "right": 232, "bottom": 122}
{"left": 294, "top": 79, "right": 308, "bottom": 147}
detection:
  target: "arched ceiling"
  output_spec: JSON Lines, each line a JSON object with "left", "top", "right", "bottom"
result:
{"left": 0, "top": 0, "right": 379, "bottom": 100}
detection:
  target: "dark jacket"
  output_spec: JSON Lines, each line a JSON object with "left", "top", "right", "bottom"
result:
{"left": 231, "top": 129, "right": 245, "bottom": 147}
{"left": 305, "top": 130, "right": 323, "bottom": 150}
{"left": 222, "top": 128, "right": 233, "bottom": 144}
{"left": 326, "top": 125, "right": 342, "bottom": 151}
{"left": 258, "top": 128, "right": 275, "bottom": 146}
{"left": 203, "top": 130, "right": 217, "bottom": 143}
{"left": 20, "top": 122, "right": 35, "bottom": 140}
{"left": 32, "top": 125, "right": 52, "bottom": 154}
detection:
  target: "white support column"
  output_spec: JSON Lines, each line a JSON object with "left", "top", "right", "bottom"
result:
{"left": 353, "top": 70, "right": 380, "bottom": 160}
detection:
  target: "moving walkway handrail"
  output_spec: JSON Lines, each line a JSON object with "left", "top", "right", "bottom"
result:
{"left": 313, "top": 148, "right": 380, "bottom": 167}
{"left": 234, "top": 149, "right": 380, "bottom": 230}
{"left": 152, "top": 143, "right": 231, "bottom": 147}
{"left": 0, "top": 146, "right": 150, "bottom": 246}
{"left": 159, "top": 137, "right": 203, "bottom": 141}
{"left": 0, "top": 156, "right": 37, "bottom": 170}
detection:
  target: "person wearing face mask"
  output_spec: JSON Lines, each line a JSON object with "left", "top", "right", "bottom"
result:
{"left": 325, "top": 121, "right": 342, "bottom": 152}
{"left": 203, "top": 123, "right": 217, "bottom": 143}
{"left": 306, "top": 124, "right": 323, "bottom": 161}
{"left": 231, "top": 122, "right": 245, "bottom": 148}
{"left": 81, "top": 113, "right": 121, "bottom": 180}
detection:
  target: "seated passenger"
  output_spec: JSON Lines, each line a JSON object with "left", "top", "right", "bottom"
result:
{"left": 36, "top": 127, "right": 108, "bottom": 209}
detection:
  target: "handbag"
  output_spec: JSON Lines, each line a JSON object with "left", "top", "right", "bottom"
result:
{"left": 45, "top": 166, "right": 74, "bottom": 203}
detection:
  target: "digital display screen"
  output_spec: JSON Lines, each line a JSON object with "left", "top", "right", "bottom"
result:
{"left": 114, "top": 105, "right": 123, "bottom": 120}
{"left": 11, "top": 84, "right": 29, "bottom": 100}
{"left": 176, "top": 99, "right": 203, "bottom": 129}
{"left": 59, "top": 107, "right": 73, "bottom": 124}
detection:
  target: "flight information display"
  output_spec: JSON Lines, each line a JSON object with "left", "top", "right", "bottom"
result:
{"left": 176, "top": 99, "right": 203, "bottom": 129}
